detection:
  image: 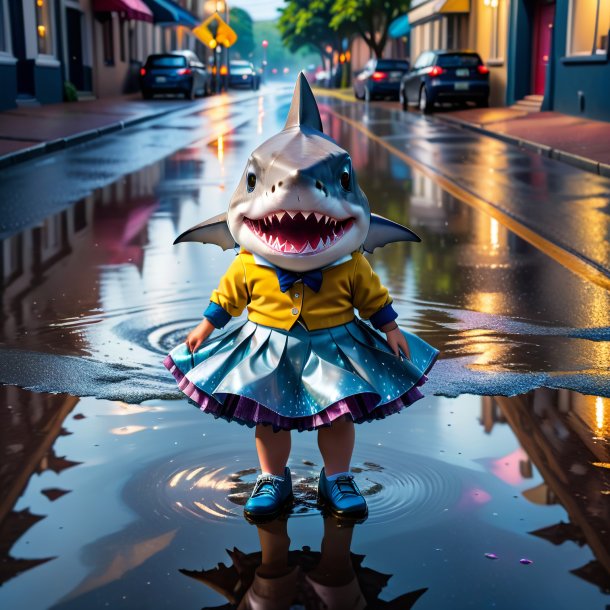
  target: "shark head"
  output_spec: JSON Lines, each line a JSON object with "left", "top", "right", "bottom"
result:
{"left": 226, "top": 73, "right": 370, "bottom": 272}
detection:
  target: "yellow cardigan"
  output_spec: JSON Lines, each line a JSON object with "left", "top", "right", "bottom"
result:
{"left": 209, "top": 251, "right": 392, "bottom": 331}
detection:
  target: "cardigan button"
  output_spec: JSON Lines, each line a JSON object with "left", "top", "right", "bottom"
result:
{"left": 291, "top": 308, "right": 299, "bottom": 315}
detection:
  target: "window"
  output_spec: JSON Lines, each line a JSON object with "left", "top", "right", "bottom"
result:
{"left": 129, "top": 21, "right": 137, "bottom": 62}
{"left": 0, "top": 0, "right": 7, "bottom": 53}
{"left": 569, "top": 0, "right": 610, "bottom": 55}
{"left": 102, "top": 17, "right": 114, "bottom": 65}
{"left": 119, "top": 18, "right": 126, "bottom": 62}
{"left": 34, "top": 0, "right": 53, "bottom": 55}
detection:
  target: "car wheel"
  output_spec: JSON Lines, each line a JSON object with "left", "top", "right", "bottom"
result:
{"left": 186, "top": 85, "right": 196, "bottom": 101}
{"left": 419, "top": 86, "right": 432, "bottom": 113}
{"left": 476, "top": 98, "right": 489, "bottom": 108}
{"left": 142, "top": 90, "right": 152, "bottom": 100}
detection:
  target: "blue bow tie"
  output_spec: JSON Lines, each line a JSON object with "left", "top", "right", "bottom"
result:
{"left": 276, "top": 268, "right": 323, "bottom": 292}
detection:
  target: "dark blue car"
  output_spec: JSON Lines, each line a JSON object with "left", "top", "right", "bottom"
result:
{"left": 399, "top": 50, "right": 489, "bottom": 113}
{"left": 353, "top": 58, "right": 410, "bottom": 102}
{"left": 140, "top": 52, "right": 209, "bottom": 100}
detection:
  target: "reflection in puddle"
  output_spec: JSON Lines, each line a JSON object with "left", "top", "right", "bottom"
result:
{"left": 1, "top": 385, "right": 610, "bottom": 606}
{"left": 181, "top": 515, "right": 428, "bottom": 609}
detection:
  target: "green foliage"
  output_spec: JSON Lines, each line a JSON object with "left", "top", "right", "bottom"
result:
{"left": 230, "top": 7, "right": 255, "bottom": 59}
{"left": 330, "top": 0, "right": 410, "bottom": 58}
{"left": 63, "top": 81, "right": 78, "bottom": 102}
{"left": 278, "top": 0, "right": 341, "bottom": 59}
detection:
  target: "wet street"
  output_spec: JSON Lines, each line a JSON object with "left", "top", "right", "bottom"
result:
{"left": 1, "top": 83, "right": 609, "bottom": 609}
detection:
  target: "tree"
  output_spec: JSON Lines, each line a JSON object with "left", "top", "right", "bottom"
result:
{"left": 229, "top": 7, "right": 255, "bottom": 59}
{"left": 330, "top": 0, "right": 410, "bottom": 59}
{"left": 278, "top": 0, "right": 350, "bottom": 85}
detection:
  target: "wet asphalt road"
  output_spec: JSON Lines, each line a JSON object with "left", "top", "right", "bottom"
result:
{"left": 0, "top": 84, "right": 609, "bottom": 609}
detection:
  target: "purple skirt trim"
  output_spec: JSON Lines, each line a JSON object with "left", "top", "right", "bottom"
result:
{"left": 164, "top": 354, "right": 429, "bottom": 432}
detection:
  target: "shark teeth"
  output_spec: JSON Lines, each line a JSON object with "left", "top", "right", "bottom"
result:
{"left": 244, "top": 211, "right": 354, "bottom": 255}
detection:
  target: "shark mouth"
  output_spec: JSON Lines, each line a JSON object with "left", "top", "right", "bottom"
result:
{"left": 244, "top": 211, "right": 354, "bottom": 254}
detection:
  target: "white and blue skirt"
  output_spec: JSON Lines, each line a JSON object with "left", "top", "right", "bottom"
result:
{"left": 164, "top": 318, "right": 439, "bottom": 431}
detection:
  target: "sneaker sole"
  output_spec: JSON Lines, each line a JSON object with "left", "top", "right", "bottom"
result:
{"left": 243, "top": 492, "right": 295, "bottom": 524}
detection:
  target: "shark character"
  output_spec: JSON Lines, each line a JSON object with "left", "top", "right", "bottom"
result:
{"left": 174, "top": 72, "right": 420, "bottom": 271}
{"left": 165, "top": 73, "right": 439, "bottom": 522}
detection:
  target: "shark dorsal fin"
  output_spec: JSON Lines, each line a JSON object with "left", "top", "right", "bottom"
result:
{"left": 284, "top": 72, "right": 324, "bottom": 133}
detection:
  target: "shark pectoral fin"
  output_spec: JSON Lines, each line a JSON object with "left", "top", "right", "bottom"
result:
{"left": 362, "top": 213, "right": 421, "bottom": 253}
{"left": 173, "top": 213, "right": 238, "bottom": 250}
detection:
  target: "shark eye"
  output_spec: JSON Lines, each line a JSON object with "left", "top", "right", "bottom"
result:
{"left": 247, "top": 172, "right": 257, "bottom": 192}
{"left": 340, "top": 167, "right": 351, "bottom": 191}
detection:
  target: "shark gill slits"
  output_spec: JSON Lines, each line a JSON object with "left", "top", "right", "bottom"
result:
{"left": 247, "top": 172, "right": 257, "bottom": 192}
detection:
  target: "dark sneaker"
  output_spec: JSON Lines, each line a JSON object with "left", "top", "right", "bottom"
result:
{"left": 244, "top": 467, "right": 294, "bottom": 523}
{"left": 317, "top": 468, "right": 368, "bottom": 522}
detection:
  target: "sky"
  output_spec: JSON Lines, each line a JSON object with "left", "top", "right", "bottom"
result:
{"left": 229, "top": 0, "right": 284, "bottom": 21}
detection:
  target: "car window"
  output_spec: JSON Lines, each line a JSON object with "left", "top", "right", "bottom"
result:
{"left": 413, "top": 54, "right": 425, "bottom": 69}
{"left": 376, "top": 59, "right": 410, "bottom": 71}
{"left": 436, "top": 53, "right": 482, "bottom": 67}
{"left": 147, "top": 56, "right": 187, "bottom": 68}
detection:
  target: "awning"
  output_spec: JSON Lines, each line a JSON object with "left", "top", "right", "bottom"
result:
{"left": 140, "top": 0, "right": 199, "bottom": 26}
{"left": 93, "top": 0, "right": 153, "bottom": 22}
{"left": 408, "top": 0, "right": 469, "bottom": 26}
{"left": 389, "top": 14, "right": 410, "bottom": 38}
{"left": 437, "top": 0, "right": 469, "bottom": 12}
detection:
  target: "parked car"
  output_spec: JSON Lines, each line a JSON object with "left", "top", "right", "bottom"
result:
{"left": 399, "top": 50, "right": 489, "bottom": 113}
{"left": 140, "top": 51, "right": 210, "bottom": 100}
{"left": 228, "top": 60, "right": 260, "bottom": 90}
{"left": 353, "top": 58, "right": 410, "bottom": 101}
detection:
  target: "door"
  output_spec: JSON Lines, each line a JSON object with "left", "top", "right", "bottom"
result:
{"left": 532, "top": 1, "right": 555, "bottom": 95}
{"left": 66, "top": 8, "right": 85, "bottom": 91}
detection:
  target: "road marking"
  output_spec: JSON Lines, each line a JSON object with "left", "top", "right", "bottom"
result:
{"left": 321, "top": 100, "right": 610, "bottom": 291}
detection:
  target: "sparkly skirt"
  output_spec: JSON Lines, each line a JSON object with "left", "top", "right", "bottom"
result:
{"left": 164, "top": 318, "right": 439, "bottom": 432}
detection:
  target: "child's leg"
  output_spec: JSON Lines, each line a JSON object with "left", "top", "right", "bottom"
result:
{"left": 317, "top": 416, "right": 355, "bottom": 476}
{"left": 255, "top": 424, "right": 291, "bottom": 476}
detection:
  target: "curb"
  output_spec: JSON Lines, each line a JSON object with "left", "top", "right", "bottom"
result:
{"left": 435, "top": 114, "right": 605, "bottom": 177}
{"left": 0, "top": 91, "right": 268, "bottom": 171}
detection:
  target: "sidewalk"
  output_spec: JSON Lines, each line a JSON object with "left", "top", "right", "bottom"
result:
{"left": 0, "top": 94, "right": 208, "bottom": 169}
{"left": 437, "top": 107, "right": 610, "bottom": 177}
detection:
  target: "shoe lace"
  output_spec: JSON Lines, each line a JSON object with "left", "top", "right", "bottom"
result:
{"left": 252, "top": 476, "right": 281, "bottom": 496}
{"left": 334, "top": 475, "right": 361, "bottom": 495}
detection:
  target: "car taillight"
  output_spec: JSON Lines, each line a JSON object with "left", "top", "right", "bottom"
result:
{"left": 177, "top": 68, "right": 192, "bottom": 75}
{"left": 429, "top": 66, "right": 444, "bottom": 77}
{"left": 371, "top": 71, "right": 387, "bottom": 81}
{"left": 140, "top": 68, "right": 146, "bottom": 76}
{"left": 477, "top": 65, "right": 490, "bottom": 75}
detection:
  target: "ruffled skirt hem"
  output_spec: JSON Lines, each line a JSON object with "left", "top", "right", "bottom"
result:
{"left": 164, "top": 353, "right": 433, "bottom": 432}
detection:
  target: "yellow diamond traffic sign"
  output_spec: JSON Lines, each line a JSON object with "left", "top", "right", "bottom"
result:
{"left": 192, "top": 12, "right": 237, "bottom": 48}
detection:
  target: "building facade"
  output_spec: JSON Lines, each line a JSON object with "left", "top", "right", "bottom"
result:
{"left": 0, "top": 0, "right": 206, "bottom": 111}
{"left": 507, "top": 0, "right": 610, "bottom": 121}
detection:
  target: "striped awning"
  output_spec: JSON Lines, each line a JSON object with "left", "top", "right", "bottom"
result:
{"left": 93, "top": 0, "right": 153, "bottom": 22}
{"left": 141, "top": 0, "right": 199, "bottom": 26}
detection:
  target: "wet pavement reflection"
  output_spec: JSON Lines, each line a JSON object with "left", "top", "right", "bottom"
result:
{"left": 2, "top": 386, "right": 610, "bottom": 608}
{"left": 0, "top": 86, "right": 609, "bottom": 608}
